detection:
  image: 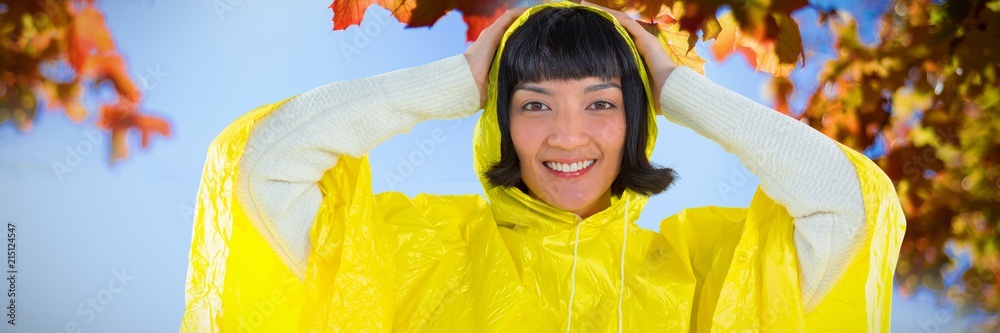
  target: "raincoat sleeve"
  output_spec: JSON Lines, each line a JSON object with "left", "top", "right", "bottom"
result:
{"left": 180, "top": 55, "right": 481, "bottom": 332}
{"left": 659, "top": 66, "right": 866, "bottom": 306}
{"left": 678, "top": 145, "right": 904, "bottom": 332}
{"left": 657, "top": 66, "right": 905, "bottom": 331}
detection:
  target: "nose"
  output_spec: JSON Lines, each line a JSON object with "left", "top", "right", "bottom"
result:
{"left": 547, "top": 109, "right": 589, "bottom": 150}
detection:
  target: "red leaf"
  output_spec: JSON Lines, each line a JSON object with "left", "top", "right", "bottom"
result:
{"left": 329, "top": 0, "right": 419, "bottom": 30}
{"left": 329, "top": 0, "right": 377, "bottom": 30}
{"left": 84, "top": 53, "right": 142, "bottom": 103}
{"left": 381, "top": 0, "right": 515, "bottom": 42}
{"left": 677, "top": 1, "right": 714, "bottom": 34}
{"left": 67, "top": 4, "right": 116, "bottom": 71}
{"left": 97, "top": 102, "right": 171, "bottom": 161}
{"left": 462, "top": 6, "right": 506, "bottom": 42}
{"left": 771, "top": 0, "right": 810, "bottom": 14}
{"left": 402, "top": 0, "right": 453, "bottom": 28}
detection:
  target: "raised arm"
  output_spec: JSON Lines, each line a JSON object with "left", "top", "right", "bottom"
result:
{"left": 659, "top": 67, "right": 866, "bottom": 312}
{"left": 232, "top": 6, "right": 528, "bottom": 278}
{"left": 586, "top": 2, "right": 868, "bottom": 311}
{"left": 234, "top": 55, "right": 481, "bottom": 276}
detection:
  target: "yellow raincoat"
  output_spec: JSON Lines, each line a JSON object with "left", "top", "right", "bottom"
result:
{"left": 181, "top": 2, "right": 905, "bottom": 331}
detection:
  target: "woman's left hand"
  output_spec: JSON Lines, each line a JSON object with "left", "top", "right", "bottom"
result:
{"left": 582, "top": 1, "right": 677, "bottom": 112}
{"left": 465, "top": 7, "right": 530, "bottom": 110}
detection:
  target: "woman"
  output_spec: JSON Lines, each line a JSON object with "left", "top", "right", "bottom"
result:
{"left": 181, "top": 2, "right": 905, "bottom": 331}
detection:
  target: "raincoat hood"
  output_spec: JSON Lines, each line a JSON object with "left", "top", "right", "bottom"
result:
{"left": 473, "top": 1, "right": 656, "bottom": 230}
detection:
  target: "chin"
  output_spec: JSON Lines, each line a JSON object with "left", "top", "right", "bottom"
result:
{"left": 523, "top": 166, "right": 614, "bottom": 216}
{"left": 541, "top": 191, "right": 601, "bottom": 214}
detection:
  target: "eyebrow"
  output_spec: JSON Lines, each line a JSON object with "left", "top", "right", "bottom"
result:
{"left": 584, "top": 82, "right": 622, "bottom": 93}
{"left": 514, "top": 82, "right": 622, "bottom": 95}
{"left": 514, "top": 84, "right": 553, "bottom": 95}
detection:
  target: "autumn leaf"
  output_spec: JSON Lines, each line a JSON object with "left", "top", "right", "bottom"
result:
{"left": 769, "top": 76, "right": 794, "bottom": 115}
{"left": 770, "top": 0, "right": 810, "bottom": 15}
{"left": 329, "top": 0, "right": 375, "bottom": 30}
{"left": 749, "top": 13, "right": 804, "bottom": 76}
{"left": 701, "top": 16, "right": 721, "bottom": 41}
{"left": 84, "top": 53, "right": 141, "bottom": 103}
{"left": 407, "top": 0, "right": 515, "bottom": 42}
{"left": 97, "top": 102, "right": 170, "bottom": 161}
{"left": 711, "top": 12, "right": 803, "bottom": 77}
{"left": 626, "top": 0, "right": 667, "bottom": 24}
{"left": 636, "top": 7, "right": 707, "bottom": 74}
{"left": 67, "top": 4, "right": 115, "bottom": 71}
{"left": 381, "top": 0, "right": 418, "bottom": 24}
{"left": 40, "top": 81, "right": 87, "bottom": 122}
{"left": 329, "top": 0, "right": 419, "bottom": 30}
{"left": 462, "top": 6, "right": 506, "bottom": 41}
{"left": 675, "top": 0, "right": 721, "bottom": 34}
{"left": 710, "top": 12, "right": 757, "bottom": 67}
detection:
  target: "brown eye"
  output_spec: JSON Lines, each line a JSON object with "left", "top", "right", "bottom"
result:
{"left": 522, "top": 101, "right": 549, "bottom": 111}
{"left": 589, "top": 101, "right": 616, "bottom": 110}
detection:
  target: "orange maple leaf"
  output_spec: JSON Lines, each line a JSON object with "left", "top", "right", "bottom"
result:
{"left": 711, "top": 12, "right": 803, "bottom": 77}
{"left": 97, "top": 102, "right": 171, "bottom": 161}
{"left": 330, "top": 0, "right": 418, "bottom": 30}
{"left": 66, "top": 4, "right": 115, "bottom": 72}
{"left": 84, "top": 53, "right": 142, "bottom": 103}
{"left": 409, "top": 0, "right": 514, "bottom": 42}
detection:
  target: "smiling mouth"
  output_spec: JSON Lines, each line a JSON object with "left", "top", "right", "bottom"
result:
{"left": 543, "top": 159, "right": 596, "bottom": 173}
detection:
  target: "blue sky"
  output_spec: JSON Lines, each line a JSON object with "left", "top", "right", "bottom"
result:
{"left": 0, "top": 0, "right": 973, "bottom": 331}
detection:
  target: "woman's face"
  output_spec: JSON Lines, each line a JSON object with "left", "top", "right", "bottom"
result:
{"left": 509, "top": 76, "right": 626, "bottom": 219}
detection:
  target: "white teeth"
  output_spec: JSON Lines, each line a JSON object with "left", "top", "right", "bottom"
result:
{"left": 544, "top": 159, "right": 595, "bottom": 173}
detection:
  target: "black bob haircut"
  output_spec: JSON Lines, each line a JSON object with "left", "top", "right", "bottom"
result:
{"left": 485, "top": 6, "right": 677, "bottom": 198}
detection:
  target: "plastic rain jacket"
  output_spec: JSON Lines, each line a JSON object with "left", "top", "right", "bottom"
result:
{"left": 181, "top": 2, "right": 906, "bottom": 331}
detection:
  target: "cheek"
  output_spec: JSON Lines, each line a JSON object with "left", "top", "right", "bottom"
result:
{"left": 595, "top": 114, "right": 626, "bottom": 155}
{"left": 510, "top": 117, "right": 542, "bottom": 160}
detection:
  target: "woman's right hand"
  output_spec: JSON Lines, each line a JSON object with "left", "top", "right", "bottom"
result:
{"left": 464, "top": 7, "right": 529, "bottom": 109}
{"left": 582, "top": 1, "right": 677, "bottom": 112}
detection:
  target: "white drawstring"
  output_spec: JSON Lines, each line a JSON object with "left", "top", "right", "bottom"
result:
{"left": 617, "top": 196, "right": 629, "bottom": 333}
{"left": 566, "top": 216, "right": 582, "bottom": 333}
{"left": 565, "top": 196, "right": 630, "bottom": 333}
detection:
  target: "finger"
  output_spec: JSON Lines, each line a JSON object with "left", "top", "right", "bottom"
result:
{"left": 485, "top": 7, "right": 528, "bottom": 36}
{"left": 475, "top": 6, "right": 528, "bottom": 45}
{"left": 495, "top": 6, "right": 528, "bottom": 29}
{"left": 581, "top": 0, "right": 613, "bottom": 12}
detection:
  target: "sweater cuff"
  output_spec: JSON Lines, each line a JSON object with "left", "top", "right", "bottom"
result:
{"left": 382, "top": 54, "right": 482, "bottom": 121}
{"left": 659, "top": 66, "right": 749, "bottom": 151}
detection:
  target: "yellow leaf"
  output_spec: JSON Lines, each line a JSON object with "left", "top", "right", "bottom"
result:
{"left": 701, "top": 16, "right": 721, "bottom": 41}
{"left": 714, "top": 12, "right": 803, "bottom": 77}
{"left": 641, "top": 20, "right": 706, "bottom": 74}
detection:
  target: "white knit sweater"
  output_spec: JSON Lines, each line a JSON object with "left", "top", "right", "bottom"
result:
{"left": 234, "top": 54, "right": 866, "bottom": 312}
